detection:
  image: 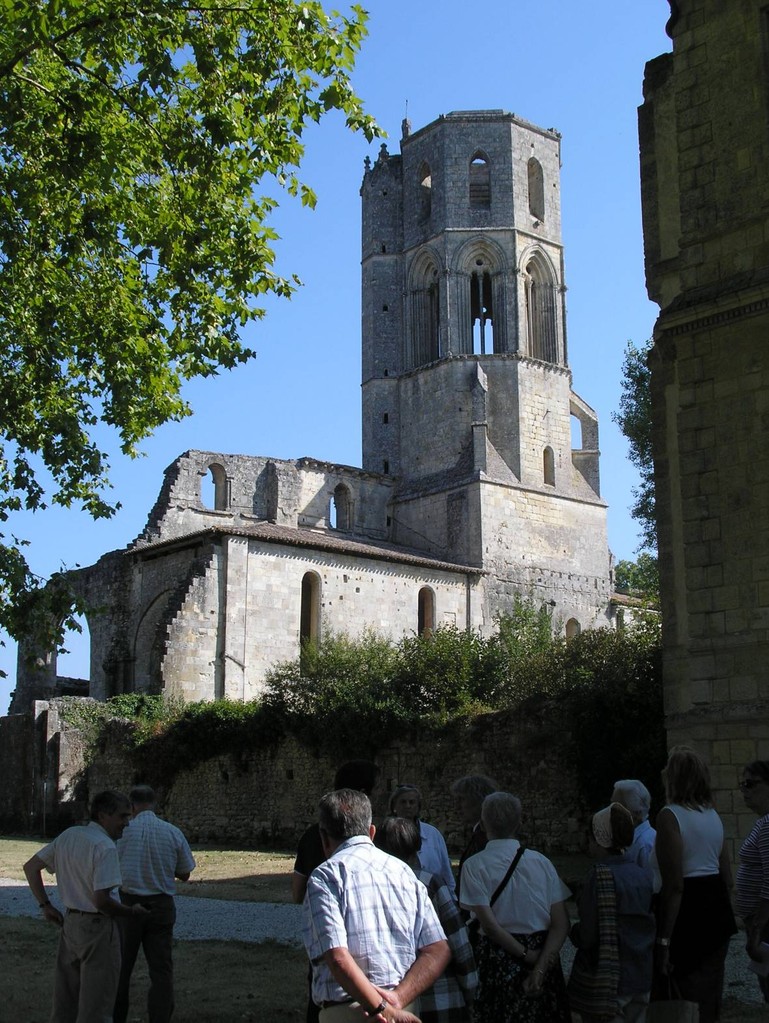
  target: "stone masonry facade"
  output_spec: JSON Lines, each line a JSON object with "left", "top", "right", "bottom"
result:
{"left": 10, "top": 110, "right": 618, "bottom": 713}
{"left": 640, "top": 1, "right": 769, "bottom": 853}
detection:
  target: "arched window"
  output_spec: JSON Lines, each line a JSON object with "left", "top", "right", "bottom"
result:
{"left": 202, "top": 463, "right": 229, "bottom": 510}
{"left": 455, "top": 238, "right": 508, "bottom": 355}
{"left": 525, "top": 257, "right": 557, "bottom": 363}
{"left": 527, "top": 158, "right": 545, "bottom": 220}
{"left": 418, "top": 587, "right": 435, "bottom": 636}
{"left": 300, "top": 572, "right": 321, "bottom": 648}
{"left": 469, "top": 153, "right": 491, "bottom": 208}
{"left": 56, "top": 612, "right": 91, "bottom": 690}
{"left": 565, "top": 618, "right": 581, "bottom": 640}
{"left": 470, "top": 261, "right": 494, "bottom": 355}
{"left": 418, "top": 161, "right": 432, "bottom": 222}
{"left": 543, "top": 446, "right": 555, "bottom": 486}
{"left": 407, "top": 252, "right": 441, "bottom": 368}
{"left": 330, "top": 484, "right": 351, "bottom": 531}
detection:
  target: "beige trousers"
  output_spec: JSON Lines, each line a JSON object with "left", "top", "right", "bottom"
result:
{"left": 51, "top": 911, "right": 121, "bottom": 1023}
{"left": 319, "top": 1000, "right": 418, "bottom": 1022}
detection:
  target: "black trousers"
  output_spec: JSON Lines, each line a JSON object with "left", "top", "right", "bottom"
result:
{"left": 114, "top": 892, "right": 176, "bottom": 1023}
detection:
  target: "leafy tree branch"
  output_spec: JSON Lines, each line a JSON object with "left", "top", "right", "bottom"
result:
{"left": 0, "top": 0, "right": 381, "bottom": 657}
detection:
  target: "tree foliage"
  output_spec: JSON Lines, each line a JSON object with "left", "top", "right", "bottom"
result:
{"left": 614, "top": 551, "right": 660, "bottom": 606}
{"left": 613, "top": 338, "right": 656, "bottom": 551}
{"left": 0, "top": 0, "right": 379, "bottom": 650}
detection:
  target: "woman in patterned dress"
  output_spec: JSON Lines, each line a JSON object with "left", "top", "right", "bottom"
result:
{"left": 459, "top": 792, "right": 571, "bottom": 1023}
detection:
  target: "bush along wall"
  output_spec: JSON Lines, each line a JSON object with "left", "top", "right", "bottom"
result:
{"left": 73, "top": 608, "right": 666, "bottom": 850}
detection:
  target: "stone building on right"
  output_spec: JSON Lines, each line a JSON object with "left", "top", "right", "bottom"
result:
{"left": 640, "top": 0, "right": 769, "bottom": 847}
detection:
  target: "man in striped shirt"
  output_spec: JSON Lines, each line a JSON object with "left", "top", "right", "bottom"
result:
{"left": 114, "top": 785, "right": 196, "bottom": 1023}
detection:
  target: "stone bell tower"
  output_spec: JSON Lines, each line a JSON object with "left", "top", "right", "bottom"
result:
{"left": 360, "top": 110, "right": 612, "bottom": 632}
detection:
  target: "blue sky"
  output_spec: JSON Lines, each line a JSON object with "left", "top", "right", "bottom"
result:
{"left": 0, "top": 2, "right": 673, "bottom": 713}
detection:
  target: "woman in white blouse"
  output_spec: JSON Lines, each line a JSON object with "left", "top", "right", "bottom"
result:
{"left": 459, "top": 792, "right": 571, "bottom": 1023}
{"left": 651, "top": 746, "right": 736, "bottom": 1023}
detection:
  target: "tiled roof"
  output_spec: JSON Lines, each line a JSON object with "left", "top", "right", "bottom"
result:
{"left": 130, "top": 522, "right": 483, "bottom": 575}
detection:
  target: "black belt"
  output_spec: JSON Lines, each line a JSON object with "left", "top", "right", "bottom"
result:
{"left": 320, "top": 999, "right": 353, "bottom": 1008}
{"left": 66, "top": 908, "right": 100, "bottom": 915}
{"left": 120, "top": 891, "right": 172, "bottom": 899}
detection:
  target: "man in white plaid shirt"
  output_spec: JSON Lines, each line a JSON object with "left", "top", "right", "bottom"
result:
{"left": 303, "top": 789, "right": 450, "bottom": 1023}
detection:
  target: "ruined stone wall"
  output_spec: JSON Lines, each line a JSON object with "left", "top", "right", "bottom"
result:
{"left": 640, "top": 0, "right": 769, "bottom": 857}
{"left": 84, "top": 702, "right": 587, "bottom": 855}
{"left": 137, "top": 451, "right": 396, "bottom": 546}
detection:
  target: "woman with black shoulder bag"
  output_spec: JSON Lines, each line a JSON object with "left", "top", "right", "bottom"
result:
{"left": 459, "top": 791, "right": 571, "bottom": 1023}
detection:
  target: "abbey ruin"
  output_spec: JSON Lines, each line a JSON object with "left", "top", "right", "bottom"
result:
{"left": 11, "top": 110, "right": 620, "bottom": 712}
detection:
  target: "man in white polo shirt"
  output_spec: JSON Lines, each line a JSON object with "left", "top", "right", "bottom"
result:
{"left": 114, "top": 785, "right": 195, "bottom": 1023}
{"left": 23, "top": 789, "right": 150, "bottom": 1022}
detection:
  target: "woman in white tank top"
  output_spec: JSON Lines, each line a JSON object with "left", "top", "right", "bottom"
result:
{"left": 651, "top": 746, "right": 736, "bottom": 1023}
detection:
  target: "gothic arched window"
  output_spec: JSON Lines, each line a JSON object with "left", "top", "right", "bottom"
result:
{"left": 469, "top": 152, "right": 491, "bottom": 208}
{"left": 470, "top": 260, "right": 494, "bottom": 354}
{"left": 407, "top": 252, "right": 441, "bottom": 369}
{"left": 525, "top": 257, "right": 557, "bottom": 363}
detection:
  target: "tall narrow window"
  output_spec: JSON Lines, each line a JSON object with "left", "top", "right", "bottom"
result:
{"left": 408, "top": 253, "right": 441, "bottom": 368}
{"left": 527, "top": 158, "right": 545, "bottom": 220}
{"left": 470, "top": 265, "right": 494, "bottom": 354}
{"left": 543, "top": 446, "right": 555, "bottom": 486}
{"left": 300, "top": 572, "right": 321, "bottom": 648}
{"left": 331, "top": 484, "right": 351, "bottom": 531}
{"left": 202, "top": 463, "right": 229, "bottom": 510}
{"left": 469, "top": 153, "right": 490, "bottom": 208}
{"left": 418, "top": 161, "right": 432, "bottom": 222}
{"left": 565, "top": 618, "right": 581, "bottom": 640}
{"left": 525, "top": 258, "right": 557, "bottom": 363}
{"left": 418, "top": 587, "right": 435, "bottom": 636}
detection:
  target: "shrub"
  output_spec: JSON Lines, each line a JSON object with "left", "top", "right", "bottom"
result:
{"left": 63, "top": 608, "right": 664, "bottom": 805}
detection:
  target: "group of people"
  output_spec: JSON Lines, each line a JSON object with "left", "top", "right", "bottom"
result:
{"left": 295, "top": 750, "right": 769, "bottom": 1023}
{"left": 21, "top": 749, "right": 769, "bottom": 1022}
{"left": 23, "top": 785, "right": 195, "bottom": 1022}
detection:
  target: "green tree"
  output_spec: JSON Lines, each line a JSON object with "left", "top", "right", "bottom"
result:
{"left": 613, "top": 339, "right": 656, "bottom": 551}
{"left": 0, "top": 0, "right": 379, "bottom": 651}
{"left": 614, "top": 552, "right": 660, "bottom": 605}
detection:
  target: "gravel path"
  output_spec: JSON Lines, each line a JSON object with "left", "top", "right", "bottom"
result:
{"left": 1, "top": 877, "right": 762, "bottom": 1005}
{"left": 0, "top": 877, "right": 304, "bottom": 946}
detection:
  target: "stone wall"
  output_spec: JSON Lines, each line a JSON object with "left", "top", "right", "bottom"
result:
{"left": 640, "top": 0, "right": 769, "bottom": 856}
{"left": 3, "top": 698, "right": 587, "bottom": 856}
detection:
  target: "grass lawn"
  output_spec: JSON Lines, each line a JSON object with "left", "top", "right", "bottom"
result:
{"left": 1, "top": 916, "right": 762, "bottom": 1022}
{"left": 0, "top": 916, "right": 307, "bottom": 1021}
{"left": 0, "top": 835, "right": 295, "bottom": 903}
{"left": 2, "top": 835, "right": 763, "bottom": 1020}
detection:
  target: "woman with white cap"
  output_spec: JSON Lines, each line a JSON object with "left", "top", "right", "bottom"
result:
{"left": 568, "top": 802, "right": 655, "bottom": 1022}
